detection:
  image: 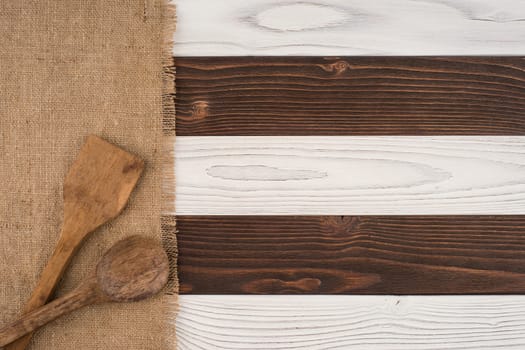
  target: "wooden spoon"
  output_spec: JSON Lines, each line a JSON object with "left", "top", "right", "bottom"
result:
{"left": 6, "top": 135, "right": 144, "bottom": 350}
{"left": 0, "top": 236, "right": 169, "bottom": 347}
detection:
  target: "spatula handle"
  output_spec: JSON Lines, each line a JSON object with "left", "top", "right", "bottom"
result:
{"left": 0, "top": 279, "right": 99, "bottom": 347}
{"left": 5, "top": 230, "right": 84, "bottom": 350}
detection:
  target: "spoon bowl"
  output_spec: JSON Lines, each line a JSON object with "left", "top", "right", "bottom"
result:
{"left": 97, "top": 235, "right": 169, "bottom": 302}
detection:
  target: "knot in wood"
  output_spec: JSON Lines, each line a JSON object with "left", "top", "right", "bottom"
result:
{"left": 320, "top": 216, "right": 361, "bottom": 236}
{"left": 191, "top": 101, "right": 209, "bottom": 120}
{"left": 319, "top": 60, "right": 351, "bottom": 75}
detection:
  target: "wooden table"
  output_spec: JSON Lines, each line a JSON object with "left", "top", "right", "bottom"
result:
{"left": 172, "top": 1, "right": 525, "bottom": 348}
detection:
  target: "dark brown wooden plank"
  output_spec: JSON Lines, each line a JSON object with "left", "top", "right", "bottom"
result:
{"left": 175, "top": 56, "right": 525, "bottom": 135}
{"left": 177, "top": 216, "right": 525, "bottom": 294}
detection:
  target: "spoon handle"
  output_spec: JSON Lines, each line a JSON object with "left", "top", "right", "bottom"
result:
{"left": 5, "top": 224, "right": 90, "bottom": 350}
{"left": 0, "top": 278, "right": 101, "bottom": 347}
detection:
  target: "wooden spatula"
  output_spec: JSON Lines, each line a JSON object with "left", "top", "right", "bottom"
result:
{"left": 6, "top": 135, "right": 144, "bottom": 350}
{"left": 0, "top": 236, "right": 168, "bottom": 347}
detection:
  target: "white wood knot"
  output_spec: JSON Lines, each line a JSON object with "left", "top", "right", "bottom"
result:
{"left": 252, "top": 2, "right": 350, "bottom": 32}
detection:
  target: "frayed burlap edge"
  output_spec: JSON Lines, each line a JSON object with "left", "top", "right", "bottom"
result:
{"left": 160, "top": 1, "right": 178, "bottom": 349}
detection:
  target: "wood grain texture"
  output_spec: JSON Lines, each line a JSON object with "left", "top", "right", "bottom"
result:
{"left": 175, "top": 136, "right": 525, "bottom": 215}
{"left": 173, "top": 0, "right": 525, "bottom": 56}
{"left": 175, "top": 295, "right": 525, "bottom": 349}
{"left": 176, "top": 57, "right": 525, "bottom": 136}
{"left": 177, "top": 216, "right": 525, "bottom": 294}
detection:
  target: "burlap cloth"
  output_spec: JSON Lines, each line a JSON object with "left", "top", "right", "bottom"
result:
{"left": 0, "top": 1, "right": 177, "bottom": 349}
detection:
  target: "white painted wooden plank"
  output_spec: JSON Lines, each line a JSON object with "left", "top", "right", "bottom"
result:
{"left": 175, "top": 295, "right": 525, "bottom": 350}
{"left": 175, "top": 136, "right": 525, "bottom": 215}
{"left": 173, "top": 0, "right": 525, "bottom": 56}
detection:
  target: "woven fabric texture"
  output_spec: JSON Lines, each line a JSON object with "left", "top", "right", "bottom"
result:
{"left": 0, "top": 0, "right": 176, "bottom": 349}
